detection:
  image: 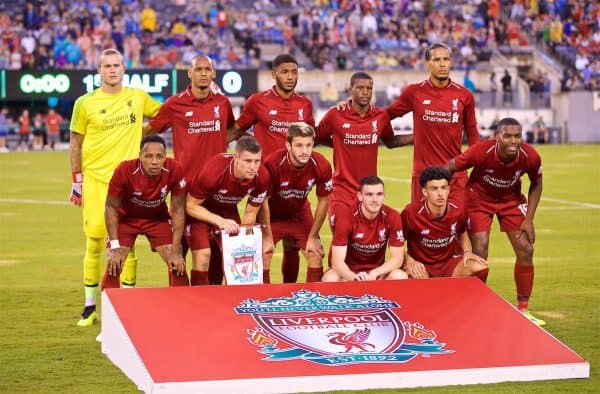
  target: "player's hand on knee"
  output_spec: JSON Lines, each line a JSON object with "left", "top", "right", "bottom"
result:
{"left": 170, "top": 254, "right": 186, "bottom": 276}
{"left": 517, "top": 219, "right": 535, "bottom": 244}
{"left": 107, "top": 250, "right": 124, "bottom": 276}
{"left": 463, "top": 251, "right": 487, "bottom": 267}
{"left": 305, "top": 237, "right": 324, "bottom": 257}
{"left": 354, "top": 271, "right": 368, "bottom": 281}
{"left": 406, "top": 259, "right": 427, "bottom": 279}
{"left": 69, "top": 172, "right": 83, "bottom": 206}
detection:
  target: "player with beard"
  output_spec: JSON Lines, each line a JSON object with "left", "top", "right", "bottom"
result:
{"left": 387, "top": 43, "right": 480, "bottom": 205}
{"left": 234, "top": 54, "right": 315, "bottom": 283}
{"left": 262, "top": 122, "right": 333, "bottom": 283}
{"left": 144, "top": 55, "right": 235, "bottom": 285}
{"left": 445, "top": 118, "right": 545, "bottom": 326}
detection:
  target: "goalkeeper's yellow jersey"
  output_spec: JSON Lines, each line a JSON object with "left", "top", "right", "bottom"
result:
{"left": 70, "top": 87, "right": 161, "bottom": 183}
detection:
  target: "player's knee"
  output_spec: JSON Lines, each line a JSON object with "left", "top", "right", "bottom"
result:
{"left": 306, "top": 251, "right": 323, "bottom": 268}
{"left": 321, "top": 269, "right": 341, "bottom": 282}
{"left": 192, "top": 249, "right": 210, "bottom": 270}
{"left": 386, "top": 269, "right": 408, "bottom": 280}
{"left": 515, "top": 242, "right": 534, "bottom": 262}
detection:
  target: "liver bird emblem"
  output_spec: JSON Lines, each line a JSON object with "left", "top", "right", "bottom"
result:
{"left": 327, "top": 328, "right": 376, "bottom": 353}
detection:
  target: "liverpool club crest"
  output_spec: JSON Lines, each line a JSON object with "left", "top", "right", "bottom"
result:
{"left": 235, "top": 290, "right": 452, "bottom": 365}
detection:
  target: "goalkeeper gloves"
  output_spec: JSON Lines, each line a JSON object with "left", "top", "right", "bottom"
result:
{"left": 69, "top": 172, "right": 83, "bottom": 206}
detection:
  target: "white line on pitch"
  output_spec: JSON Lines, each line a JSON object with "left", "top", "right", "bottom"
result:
{"left": 0, "top": 198, "right": 70, "bottom": 206}
{"left": 541, "top": 197, "right": 600, "bottom": 209}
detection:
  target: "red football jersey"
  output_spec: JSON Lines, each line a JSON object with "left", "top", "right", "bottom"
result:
{"left": 316, "top": 104, "right": 394, "bottom": 202}
{"left": 387, "top": 79, "right": 480, "bottom": 177}
{"left": 401, "top": 200, "right": 467, "bottom": 265}
{"left": 188, "top": 154, "right": 270, "bottom": 218}
{"left": 453, "top": 139, "right": 542, "bottom": 202}
{"left": 236, "top": 87, "right": 315, "bottom": 155}
{"left": 148, "top": 87, "right": 234, "bottom": 175}
{"left": 263, "top": 148, "right": 333, "bottom": 218}
{"left": 108, "top": 157, "right": 187, "bottom": 220}
{"left": 332, "top": 203, "right": 404, "bottom": 272}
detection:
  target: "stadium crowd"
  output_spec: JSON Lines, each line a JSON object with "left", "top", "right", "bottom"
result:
{"left": 0, "top": 0, "right": 597, "bottom": 87}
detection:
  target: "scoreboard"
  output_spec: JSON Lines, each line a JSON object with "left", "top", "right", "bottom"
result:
{"left": 0, "top": 69, "right": 258, "bottom": 101}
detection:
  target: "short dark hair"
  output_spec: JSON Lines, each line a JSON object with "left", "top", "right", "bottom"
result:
{"left": 235, "top": 135, "right": 262, "bottom": 154}
{"left": 359, "top": 175, "right": 384, "bottom": 191}
{"left": 272, "top": 54, "right": 298, "bottom": 69}
{"left": 496, "top": 117, "right": 521, "bottom": 130}
{"left": 140, "top": 134, "right": 166, "bottom": 150}
{"left": 286, "top": 122, "right": 315, "bottom": 143}
{"left": 350, "top": 71, "right": 373, "bottom": 87}
{"left": 419, "top": 166, "right": 452, "bottom": 188}
{"left": 424, "top": 43, "right": 451, "bottom": 61}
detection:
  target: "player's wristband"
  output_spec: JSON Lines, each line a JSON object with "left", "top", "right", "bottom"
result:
{"left": 72, "top": 172, "right": 83, "bottom": 183}
{"left": 109, "top": 240, "right": 121, "bottom": 249}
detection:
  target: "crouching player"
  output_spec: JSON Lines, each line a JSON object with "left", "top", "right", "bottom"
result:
{"left": 401, "top": 166, "right": 489, "bottom": 281}
{"left": 323, "top": 176, "right": 407, "bottom": 282}
{"left": 445, "top": 117, "right": 545, "bottom": 325}
{"left": 102, "top": 135, "right": 189, "bottom": 289}
{"left": 185, "top": 136, "right": 272, "bottom": 285}
{"left": 263, "top": 122, "right": 333, "bottom": 283}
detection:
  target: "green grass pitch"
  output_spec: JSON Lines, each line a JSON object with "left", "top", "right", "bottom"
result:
{"left": 0, "top": 144, "right": 598, "bottom": 393}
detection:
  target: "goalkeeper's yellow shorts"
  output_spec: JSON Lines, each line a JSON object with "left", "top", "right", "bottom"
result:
{"left": 82, "top": 175, "right": 109, "bottom": 238}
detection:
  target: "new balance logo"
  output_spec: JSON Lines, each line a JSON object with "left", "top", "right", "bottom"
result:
{"left": 342, "top": 123, "right": 351, "bottom": 128}
{"left": 269, "top": 109, "right": 278, "bottom": 115}
{"left": 485, "top": 169, "right": 494, "bottom": 173}
{"left": 185, "top": 111, "right": 193, "bottom": 117}
{"left": 421, "top": 229, "right": 430, "bottom": 235}
{"left": 280, "top": 181, "right": 289, "bottom": 187}
{"left": 355, "top": 233, "right": 364, "bottom": 239}
{"left": 133, "top": 191, "right": 142, "bottom": 196}
{"left": 218, "top": 189, "right": 228, "bottom": 194}
{"left": 422, "top": 100, "right": 431, "bottom": 105}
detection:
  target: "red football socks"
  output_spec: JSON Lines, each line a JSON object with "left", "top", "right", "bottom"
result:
{"left": 169, "top": 270, "right": 190, "bottom": 287}
{"left": 263, "top": 269, "right": 271, "bottom": 284}
{"left": 101, "top": 270, "right": 121, "bottom": 290}
{"left": 190, "top": 269, "right": 209, "bottom": 286}
{"left": 282, "top": 250, "right": 300, "bottom": 283}
{"left": 306, "top": 267, "right": 324, "bottom": 282}
{"left": 514, "top": 263, "right": 534, "bottom": 311}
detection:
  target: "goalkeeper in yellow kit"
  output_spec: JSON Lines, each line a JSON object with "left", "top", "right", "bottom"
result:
{"left": 69, "top": 49, "right": 161, "bottom": 326}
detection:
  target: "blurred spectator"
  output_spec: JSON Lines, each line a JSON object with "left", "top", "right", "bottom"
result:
{"left": 45, "top": 109, "right": 63, "bottom": 150}
{"left": 386, "top": 82, "right": 401, "bottom": 104}
{"left": 531, "top": 116, "right": 550, "bottom": 143}
{"left": 18, "top": 109, "right": 31, "bottom": 152}
{"left": 140, "top": 4, "right": 157, "bottom": 32}
{"left": 319, "top": 82, "right": 339, "bottom": 106}
{"left": 0, "top": 108, "right": 9, "bottom": 153}
{"left": 501, "top": 69, "right": 513, "bottom": 106}
{"left": 463, "top": 70, "right": 477, "bottom": 93}
{"left": 32, "top": 112, "right": 44, "bottom": 150}
{"left": 489, "top": 71, "right": 498, "bottom": 106}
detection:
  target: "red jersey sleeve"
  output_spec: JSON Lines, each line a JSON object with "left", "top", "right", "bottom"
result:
{"left": 248, "top": 165, "right": 270, "bottom": 207}
{"left": 225, "top": 99, "right": 235, "bottom": 129}
{"left": 315, "top": 108, "right": 335, "bottom": 146}
{"left": 332, "top": 213, "right": 352, "bottom": 247}
{"left": 314, "top": 153, "right": 334, "bottom": 197}
{"left": 305, "top": 99, "right": 316, "bottom": 128}
{"left": 379, "top": 111, "right": 395, "bottom": 144}
{"left": 236, "top": 94, "right": 258, "bottom": 132}
{"left": 148, "top": 97, "right": 173, "bottom": 132}
{"left": 463, "top": 91, "right": 480, "bottom": 146}
{"left": 169, "top": 160, "right": 188, "bottom": 197}
{"left": 453, "top": 141, "right": 487, "bottom": 172}
{"left": 524, "top": 145, "right": 543, "bottom": 183}
{"left": 107, "top": 162, "right": 128, "bottom": 200}
{"left": 386, "top": 85, "right": 414, "bottom": 119}
{"left": 387, "top": 209, "right": 405, "bottom": 247}
{"left": 400, "top": 204, "right": 414, "bottom": 240}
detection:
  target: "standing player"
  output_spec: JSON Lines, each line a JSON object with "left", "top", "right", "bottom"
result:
{"left": 185, "top": 136, "right": 272, "bottom": 285}
{"left": 102, "top": 135, "right": 189, "bottom": 289}
{"left": 445, "top": 117, "right": 545, "bottom": 325}
{"left": 45, "top": 108, "right": 62, "bottom": 150}
{"left": 144, "top": 55, "right": 235, "bottom": 285}
{"left": 317, "top": 72, "right": 409, "bottom": 231}
{"left": 69, "top": 48, "right": 161, "bottom": 326}
{"left": 323, "top": 176, "right": 407, "bottom": 282}
{"left": 401, "top": 166, "right": 489, "bottom": 281}
{"left": 262, "top": 122, "right": 333, "bottom": 283}
{"left": 234, "top": 54, "right": 315, "bottom": 283}
{"left": 387, "top": 42, "right": 480, "bottom": 204}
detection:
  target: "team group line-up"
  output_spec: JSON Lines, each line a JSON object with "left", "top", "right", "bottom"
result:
{"left": 69, "top": 44, "right": 546, "bottom": 330}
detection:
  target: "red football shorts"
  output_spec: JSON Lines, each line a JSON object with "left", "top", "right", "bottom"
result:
{"left": 186, "top": 209, "right": 239, "bottom": 250}
{"left": 271, "top": 205, "right": 314, "bottom": 250}
{"left": 467, "top": 189, "right": 527, "bottom": 233}
{"left": 117, "top": 218, "right": 172, "bottom": 249}
{"left": 423, "top": 255, "right": 463, "bottom": 278}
